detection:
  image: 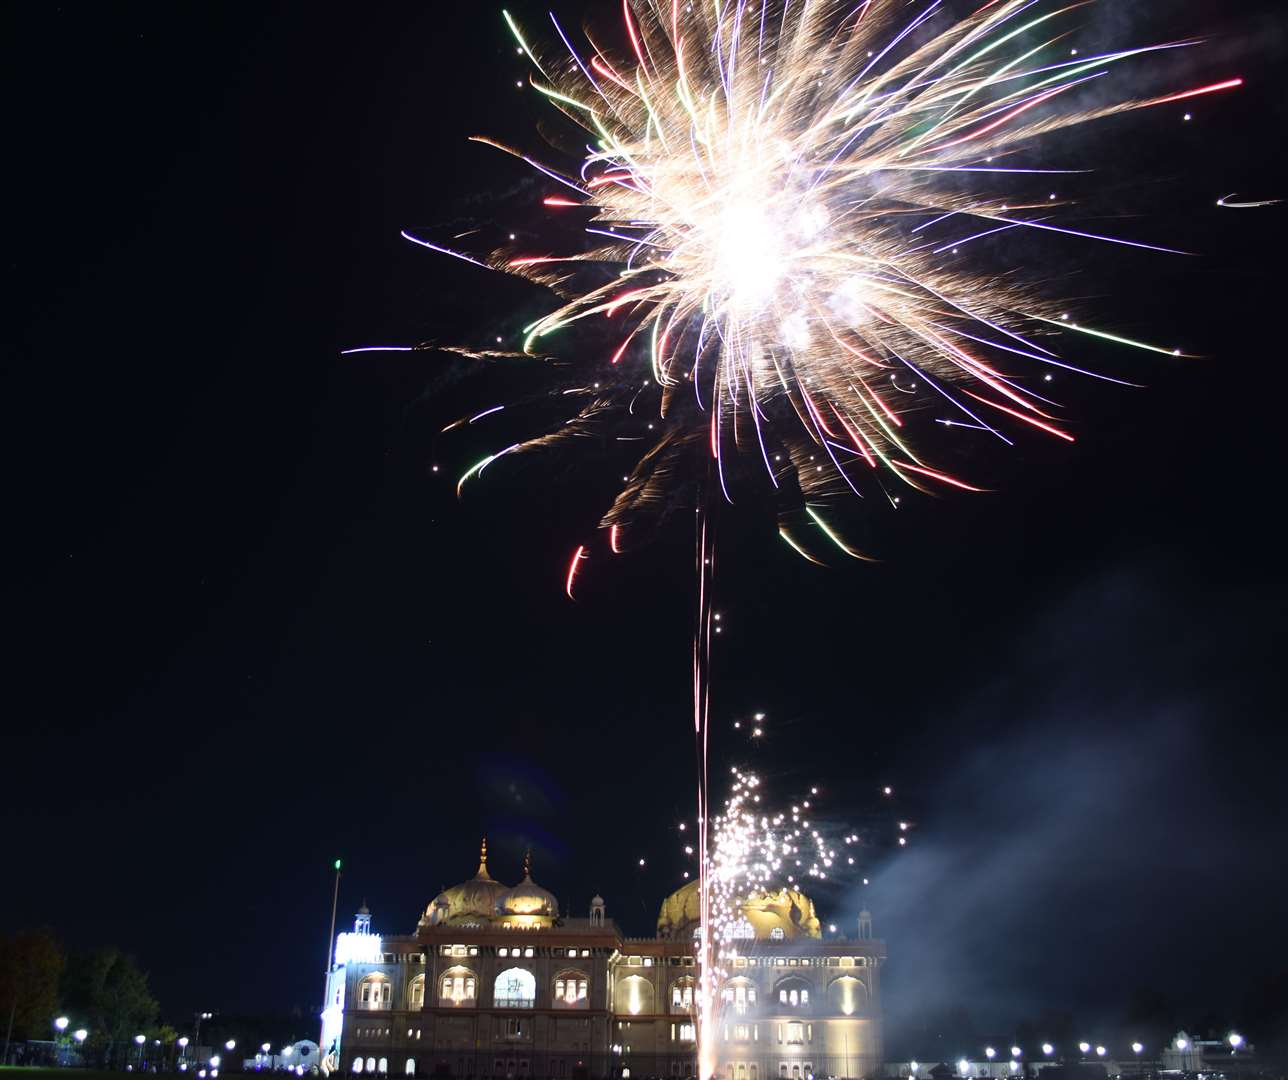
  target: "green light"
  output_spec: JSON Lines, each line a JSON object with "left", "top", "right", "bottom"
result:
{"left": 334, "top": 859, "right": 342, "bottom": 871}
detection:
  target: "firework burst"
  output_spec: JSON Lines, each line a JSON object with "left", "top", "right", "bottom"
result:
{"left": 399, "top": 0, "right": 1240, "bottom": 565}
{"left": 380, "top": 3, "right": 1240, "bottom": 1076}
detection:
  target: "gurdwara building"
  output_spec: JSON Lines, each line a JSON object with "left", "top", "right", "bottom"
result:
{"left": 321, "top": 842, "right": 883, "bottom": 1080}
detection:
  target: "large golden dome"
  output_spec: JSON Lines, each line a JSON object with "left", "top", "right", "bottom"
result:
{"left": 422, "top": 840, "right": 511, "bottom": 927}
{"left": 657, "top": 880, "right": 822, "bottom": 941}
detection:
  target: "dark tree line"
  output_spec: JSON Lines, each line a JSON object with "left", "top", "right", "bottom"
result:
{"left": 1, "top": 928, "right": 160, "bottom": 1068}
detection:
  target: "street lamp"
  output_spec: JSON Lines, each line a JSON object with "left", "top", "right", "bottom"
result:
{"left": 226, "top": 1041, "right": 237, "bottom": 1052}
{"left": 1079, "top": 1044, "right": 1091, "bottom": 1056}
{"left": 1042, "top": 1046, "right": 1054, "bottom": 1058}
{"left": 136, "top": 1034, "right": 147, "bottom": 1070}
{"left": 1229, "top": 1034, "right": 1244, "bottom": 1050}
{"left": 1095, "top": 1047, "right": 1106, "bottom": 1058}
{"left": 986, "top": 1049, "right": 997, "bottom": 1063}
{"left": 55, "top": 1017, "right": 69, "bottom": 1033}
{"left": 74, "top": 1030, "right": 87, "bottom": 1045}
{"left": 1011, "top": 1049, "right": 1022, "bottom": 1059}
{"left": 211, "top": 1055, "right": 222, "bottom": 1068}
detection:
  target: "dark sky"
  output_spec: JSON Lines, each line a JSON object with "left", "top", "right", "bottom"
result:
{"left": 5, "top": 0, "right": 1286, "bottom": 1050}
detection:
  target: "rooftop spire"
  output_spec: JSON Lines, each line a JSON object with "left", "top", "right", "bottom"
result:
{"left": 523, "top": 848, "right": 532, "bottom": 878}
{"left": 476, "top": 837, "right": 492, "bottom": 879}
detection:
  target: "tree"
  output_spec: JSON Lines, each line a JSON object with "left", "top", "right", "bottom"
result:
{"left": 0, "top": 928, "right": 66, "bottom": 1058}
{"left": 62, "top": 946, "right": 158, "bottom": 1068}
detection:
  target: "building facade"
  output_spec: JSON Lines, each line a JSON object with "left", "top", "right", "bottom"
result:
{"left": 322, "top": 843, "right": 884, "bottom": 1080}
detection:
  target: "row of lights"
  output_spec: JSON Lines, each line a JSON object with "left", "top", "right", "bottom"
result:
{"left": 910, "top": 1035, "right": 1248, "bottom": 1076}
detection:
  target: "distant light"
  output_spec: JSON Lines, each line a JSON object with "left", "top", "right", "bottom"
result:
{"left": 55, "top": 1017, "right": 70, "bottom": 1032}
{"left": 1096, "top": 1047, "right": 1106, "bottom": 1057}
{"left": 639, "top": 858, "right": 646, "bottom": 866}
{"left": 986, "top": 1048, "right": 996, "bottom": 1060}
{"left": 910, "top": 1063, "right": 919, "bottom": 1073}
{"left": 211, "top": 1057, "right": 222, "bottom": 1068}
{"left": 75, "top": 1030, "right": 88, "bottom": 1043}
{"left": 1078, "top": 1044, "right": 1090, "bottom": 1055}
{"left": 136, "top": 1036, "right": 147, "bottom": 1046}
{"left": 828, "top": 924, "right": 837, "bottom": 933}
{"left": 1132, "top": 1044, "right": 1144, "bottom": 1055}
{"left": 755, "top": 712, "right": 765, "bottom": 721}
{"left": 958, "top": 1061, "right": 970, "bottom": 1076}
{"left": 262, "top": 1044, "right": 272, "bottom": 1054}
{"left": 1175, "top": 1040, "right": 1189, "bottom": 1051}
{"left": 1183, "top": 113, "right": 1192, "bottom": 121}
{"left": 1012, "top": 1048, "right": 1022, "bottom": 1058}
{"left": 883, "top": 786, "right": 892, "bottom": 795}
{"left": 1229, "top": 1034, "right": 1244, "bottom": 1049}
{"left": 1009, "top": 1063, "right": 1019, "bottom": 1073}
{"left": 1042, "top": 1045, "right": 1054, "bottom": 1056}
{"left": 334, "top": 859, "right": 342, "bottom": 871}
{"left": 283, "top": 1048, "right": 293, "bottom": 1057}
{"left": 226, "top": 1041, "right": 237, "bottom": 1051}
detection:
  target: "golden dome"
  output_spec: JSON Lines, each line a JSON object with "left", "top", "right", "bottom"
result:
{"left": 497, "top": 852, "right": 558, "bottom": 922}
{"left": 423, "top": 839, "right": 511, "bottom": 926}
{"left": 657, "top": 880, "right": 822, "bottom": 941}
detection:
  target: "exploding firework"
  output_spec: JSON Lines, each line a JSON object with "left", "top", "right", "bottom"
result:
{"left": 371, "top": 2, "right": 1240, "bottom": 1075}
{"left": 395, "top": 0, "right": 1240, "bottom": 568}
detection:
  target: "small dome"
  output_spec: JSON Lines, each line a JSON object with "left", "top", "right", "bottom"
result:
{"left": 498, "top": 852, "right": 558, "bottom": 920}
{"left": 499, "top": 874, "right": 559, "bottom": 917}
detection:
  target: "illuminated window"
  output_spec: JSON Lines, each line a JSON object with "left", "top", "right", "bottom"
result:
{"left": 770, "top": 928, "right": 785, "bottom": 942}
{"left": 554, "top": 975, "right": 588, "bottom": 1005}
{"left": 494, "top": 967, "right": 537, "bottom": 1008}
{"left": 359, "top": 976, "right": 391, "bottom": 1009}
{"left": 378, "top": 1060, "right": 388, "bottom": 1075}
{"left": 499, "top": 948, "right": 509, "bottom": 958}
{"left": 524, "top": 948, "right": 534, "bottom": 958}
{"left": 405, "top": 1062, "right": 415, "bottom": 1077}
{"left": 671, "top": 980, "right": 695, "bottom": 1010}
{"left": 408, "top": 976, "right": 425, "bottom": 1008}
{"left": 366, "top": 1059, "right": 376, "bottom": 1074}
{"left": 440, "top": 969, "right": 477, "bottom": 1005}
{"left": 732, "top": 920, "right": 755, "bottom": 940}
{"left": 353, "top": 1060, "right": 364, "bottom": 1074}
{"left": 786, "top": 1023, "right": 805, "bottom": 1046}
{"left": 582, "top": 950, "right": 590, "bottom": 957}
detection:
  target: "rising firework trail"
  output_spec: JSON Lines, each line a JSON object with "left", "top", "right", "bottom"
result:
{"left": 378, "top": 1, "right": 1241, "bottom": 1074}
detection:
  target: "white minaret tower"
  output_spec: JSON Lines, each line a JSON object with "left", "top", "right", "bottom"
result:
{"left": 858, "top": 908, "right": 873, "bottom": 940}
{"left": 590, "top": 894, "right": 605, "bottom": 926}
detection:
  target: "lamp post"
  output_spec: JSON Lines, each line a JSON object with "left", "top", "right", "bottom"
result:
{"left": 194, "top": 1012, "right": 213, "bottom": 1055}
{"left": 53, "top": 1017, "right": 69, "bottom": 1065}
{"left": 135, "top": 1034, "right": 147, "bottom": 1070}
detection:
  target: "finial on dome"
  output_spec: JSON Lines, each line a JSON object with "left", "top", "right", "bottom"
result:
{"left": 523, "top": 848, "right": 532, "bottom": 878}
{"left": 476, "top": 837, "right": 491, "bottom": 878}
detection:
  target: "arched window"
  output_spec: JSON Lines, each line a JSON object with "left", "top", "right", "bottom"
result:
{"left": 377, "top": 1059, "right": 388, "bottom": 1075}
{"left": 774, "top": 977, "right": 812, "bottom": 1010}
{"left": 827, "top": 975, "right": 867, "bottom": 1017}
{"left": 731, "top": 919, "right": 755, "bottom": 941}
{"left": 553, "top": 970, "right": 589, "bottom": 1007}
{"left": 720, "top": 980, "right": 756, "bottom": 1014}
{"left": 769, "top": 927, "right": 785, "bottom": 942}
{"left": 440, "top": 967, "right": 477, "bottom": 1005}
{"left": 405, "top": 1061, "right": 415, "bottom": 1077}
{"left": 494, "top": 967, "right": 537, "bottom": 1008}
{"left": 408, "top": 975, "right": 426, "bottom": 1008}
{"left": 366, "top": 1059, "right": 377, "bottom": 1074}
{"left": 670, "top": 977, "right": 696, "bottom": 1012}
{"left": 359, "top": 976, "right": 391, "bottom": 1009}
{"left": 618, "top": 974, "right": 654, "bottom": 1016}
{"left": 353, "top": 1059, "right": 364, "bottom": 1074}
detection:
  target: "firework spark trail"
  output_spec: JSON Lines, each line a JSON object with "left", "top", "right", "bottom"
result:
{"left": 397, "top": 3, "right": 1241, "bottom": 1073}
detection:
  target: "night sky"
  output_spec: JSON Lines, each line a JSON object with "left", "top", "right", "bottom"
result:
{"left": 6, "top": 0, "right": 1287, "bottom": 1050}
